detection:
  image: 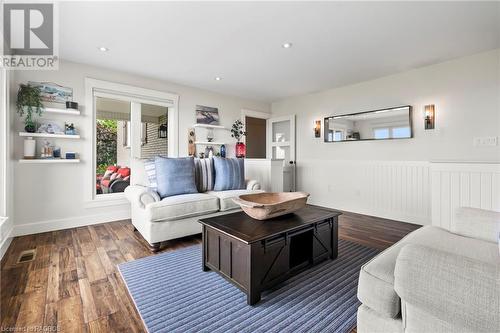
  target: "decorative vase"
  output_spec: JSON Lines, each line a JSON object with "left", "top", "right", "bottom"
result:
{"left": 236, "top": 142, "right": 246, "bottom": 158}
{"left": 206, "top": 128, "right": 214, "bottom": 142}
{"left": 23, "top": 137, "right": 36, "bottom": 159}
{"left": 220, "top": 144, "right": 226, "bottom": 158}
{"left": 25, "top": 124, "right": 36, "bottom": 133}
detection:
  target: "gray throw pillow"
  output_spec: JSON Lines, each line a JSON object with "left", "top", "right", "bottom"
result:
{"left": 154, "top": 156, "right": 198, "bottom": 198}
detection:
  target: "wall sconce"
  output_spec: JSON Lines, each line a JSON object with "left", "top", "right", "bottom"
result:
{"left": 314, "top": 120, "right": 321, "bottom": 138}
{"left": 424, "top": 104, "right": 435, "bottom": 130}
{"left": 158, "top": 123, "right": 168, "bottom": 138}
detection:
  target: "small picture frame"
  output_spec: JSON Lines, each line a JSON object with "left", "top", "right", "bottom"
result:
{"left": 196, "top": 105, "right": 219, "bottom": 125}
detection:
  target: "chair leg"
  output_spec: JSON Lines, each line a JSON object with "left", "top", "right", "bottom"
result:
{"left": 149, "top": 242, "right": 161, "bottom": 253}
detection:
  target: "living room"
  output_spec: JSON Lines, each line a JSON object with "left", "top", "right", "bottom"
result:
{"left": 0, "top": 2, "right": 499, "bottom": 333}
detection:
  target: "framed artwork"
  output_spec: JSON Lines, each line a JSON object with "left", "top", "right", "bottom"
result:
{"left": 196, "top": 105, "right": 219, "bottom": 125}
{"left": 37, "top": 119, "right": 65, "bottom": 134}
{"left": 28, "top": 81, "right": 73, "bottom": 104}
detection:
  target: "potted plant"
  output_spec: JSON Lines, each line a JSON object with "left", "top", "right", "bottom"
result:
{"left": 16, "top": 84, "right": 44, "bottom": 133}
{"left": 231, "top": 119, "right": 246, "bottom": 158}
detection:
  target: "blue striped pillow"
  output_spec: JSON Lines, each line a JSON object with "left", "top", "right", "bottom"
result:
{"left": 213, "top": 157, "right": 245, "bottom": 191}
{"left": 194, "top": 158, "right": 215, "bottom": 192}
{"left": 154, "top": 157, "right": 198, "bottom": 198}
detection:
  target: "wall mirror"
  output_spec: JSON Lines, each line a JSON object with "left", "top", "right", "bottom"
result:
{"left": 324, "top": 105, "right": 412, "bottom": 142}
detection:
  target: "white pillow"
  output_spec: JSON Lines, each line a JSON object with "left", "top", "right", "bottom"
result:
{"left": 453, "top": 207, "right": 500, "bottom": 243}
{"left": 130, "top": 158, "right": 149, "bottom": 187}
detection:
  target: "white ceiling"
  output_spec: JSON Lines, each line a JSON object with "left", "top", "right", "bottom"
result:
{"left": 59, "top": 2, "right": 500, "bottom": 102}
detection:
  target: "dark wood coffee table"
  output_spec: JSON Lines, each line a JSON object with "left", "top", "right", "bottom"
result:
{"left": 199, "top": 205, "right": 341, "bottom": 305}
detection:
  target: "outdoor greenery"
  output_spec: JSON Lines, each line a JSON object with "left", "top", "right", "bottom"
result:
{"left": 231, "top": 119, "right": 246, "bottom": 142}
{"left": 16, "top": 84, "right": 44, "bottom": 130}
{"left": 96, "top": 119, "right": 118, "bottom": 175}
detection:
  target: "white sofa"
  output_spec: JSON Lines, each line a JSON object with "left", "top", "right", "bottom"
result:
{"left": 125, "top": 158, "right": 262, "bottom": 251}
{"left": 357, "top": 207, "right": 500, "bottom": 333}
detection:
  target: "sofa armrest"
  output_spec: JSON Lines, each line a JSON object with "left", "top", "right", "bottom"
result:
{"left": 394, "top": 244, "right": 500, "bottom": 332}
{"left": 124, "top": 185, "right": 160, "bottom": 209}
{"left": 246, "top": 179, "right": 261, "bottom": 190}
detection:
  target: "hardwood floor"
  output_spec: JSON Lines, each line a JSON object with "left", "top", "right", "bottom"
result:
{"left": 1, "top": 212, "right": 420, "bottom": 332}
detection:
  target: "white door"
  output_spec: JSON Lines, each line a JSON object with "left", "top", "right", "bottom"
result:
{"left": 266, "top": 115, "right": 296, "bottom": 191}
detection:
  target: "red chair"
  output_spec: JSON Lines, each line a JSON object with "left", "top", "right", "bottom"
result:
{"left": 100, "top": 166, "right": 131, "bottom": 193}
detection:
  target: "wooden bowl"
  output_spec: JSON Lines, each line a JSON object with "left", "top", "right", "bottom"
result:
{"left": 232, "top": 192, "right": 310, "bottom": 220}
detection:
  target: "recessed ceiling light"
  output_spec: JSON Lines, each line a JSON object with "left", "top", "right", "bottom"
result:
{"left": 282, "top": 42, "right": 293, "bottom": 49}
{"left": 98, "top": 47, "right": 109, "bottom": 52}
{"left": 214, "top": 77, "right": 222, "bottom": 81}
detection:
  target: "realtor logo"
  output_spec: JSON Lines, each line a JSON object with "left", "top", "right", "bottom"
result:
{"left": 2, "top": 3, "right": 58, "bottom": 69}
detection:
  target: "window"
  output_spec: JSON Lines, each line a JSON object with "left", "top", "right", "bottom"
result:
{"left": 86, "top": 78, "right": 178, "bottom": 203}
{"left": 373, "top": 126, "right": 410, "bottom": 139}
{"left": 392, "top": 126, "right": 411, "bottom": 138}
{"left": 95, "top": 97, "right": 131, "bottom": 195}
{"left": 95, "top": 97, "right": 168, "bottom": 196}
{"left": 139, "top": 103, "right": 168, "bottom": 159}
{"left": 374, "top": 128, "right": 390, "bottom": 139}
{"left": 333, "top": 130, "right": 343, "bottom": 141}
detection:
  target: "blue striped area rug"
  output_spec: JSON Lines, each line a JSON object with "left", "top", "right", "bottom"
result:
{"left": 118, "top": 239, "right": 379, "bottom": 333}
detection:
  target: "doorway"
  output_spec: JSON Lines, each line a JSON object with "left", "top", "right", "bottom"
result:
{"left": 245, "top": 116, "right": 266, "bottom": 158}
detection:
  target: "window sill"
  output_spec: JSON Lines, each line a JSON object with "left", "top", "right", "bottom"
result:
{"left": 85, "top": 193, "right": 129, "bottom": 209}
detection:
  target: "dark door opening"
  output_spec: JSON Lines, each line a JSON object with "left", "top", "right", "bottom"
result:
{"left": 245, "top": 116, "right": 266, "bottom": 158}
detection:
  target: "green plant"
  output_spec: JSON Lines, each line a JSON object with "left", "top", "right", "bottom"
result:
{"left": 96, "top": 119, "right": 118, "bottom": 174}
{"left": 231, "top": 119, "right": 246, "bottom": 142}
{"left": 16, "top": 84, "right": 44, "bottom": 127}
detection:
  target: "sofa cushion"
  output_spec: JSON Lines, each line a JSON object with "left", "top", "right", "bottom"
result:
{"left": 213, "top": 157, "right": 245, "bottom": 191}
{"left": 357, "top": 225, "right": 499, "bottom": 318}
{"left": 154, "top": 156, "right": 198, "bottom": 198}
{"left": 453, "top": 207, "right": 500, "bottom": 243}
{"left": 194, "top": 158, "right": 215, "bottom": 192}
{"left": 146, "top": 193, "right": 219, "bottom": 222}
{"left": 357, "top": 305, "right": 402, "bottom": 333}
{"left": 117, "top": 167, "right": 131, "bottom": 178}
{"left": 207, "top": 189, "right": 264, "bottom": 212}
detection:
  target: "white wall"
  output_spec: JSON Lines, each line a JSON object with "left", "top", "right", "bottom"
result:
{"left": 271, "top": 49, "right": 500, "bottom": 224}
{"left": 1, "top": 70, "right": 14, "bottom": 258}
{"left": 10, "top": 60, "right": 270, "bottom": 235}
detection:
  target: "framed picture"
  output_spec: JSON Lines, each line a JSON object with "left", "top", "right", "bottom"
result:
{"left": 37, "top": 119, "right": 65, "bottom": 134}
{"left": 28, "top": 81, "right": 73, "bottom": 104}
{"left": 196, "top": 105, "right": 219, "bottom": 125}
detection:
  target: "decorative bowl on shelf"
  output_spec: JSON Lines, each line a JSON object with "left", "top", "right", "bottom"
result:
{"left": 232, "top": 192, "right": 310, "bottom": 220}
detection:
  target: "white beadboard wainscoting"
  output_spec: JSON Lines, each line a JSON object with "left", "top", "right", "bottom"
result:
{"left": 296, "top": 160, "right": 432, "bottom": 225}
{"left": 431, "top": 162, "right": 500, "bottom": 230}
{"left": 245, "top": 159, "right": 285, "bottom": 192}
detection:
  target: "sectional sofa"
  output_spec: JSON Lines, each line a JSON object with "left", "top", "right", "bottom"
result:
{"left": 357, "top": 207, "right": 500, "bottom": 332}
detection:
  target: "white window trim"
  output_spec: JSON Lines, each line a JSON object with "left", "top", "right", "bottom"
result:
{"left": 0, "top": 69, "right": 8, "bottom": 219}
{"left": 84, "top": 78, "right": 179, "bottom": 207}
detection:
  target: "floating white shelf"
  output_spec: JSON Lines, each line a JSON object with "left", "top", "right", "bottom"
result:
{"left": 192, "top": 124, "right": 228, "bottom": 130}
{"left": 19, "top": 132, "right": 81, "bottom": 139}
{"left": 43, "top": 107, "right": 80, "bottom": 115}
{"left": 19, "top": 159, "right": 80, "bottom": 164}
{"left": 194, "top": 141, "right": 225, "bottom": 146}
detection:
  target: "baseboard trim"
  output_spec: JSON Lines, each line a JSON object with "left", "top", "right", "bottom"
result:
{"left": 308, "top": 199, "right": 430, "bottom": 226}
{"left": 13, "top": 210, "right": 131, "bottom": 237}
{"left": 0, "top": 217, "right": 13, "bottom": 260}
